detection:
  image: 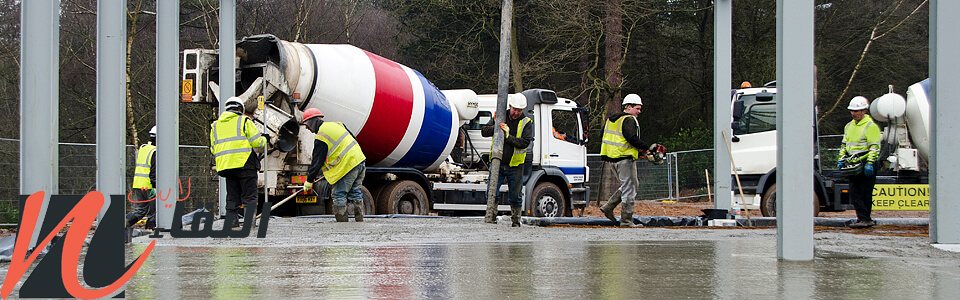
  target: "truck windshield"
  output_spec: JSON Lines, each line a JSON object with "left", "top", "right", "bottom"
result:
{"left": 733, "top": 95, "right": 776, "bottom": 135}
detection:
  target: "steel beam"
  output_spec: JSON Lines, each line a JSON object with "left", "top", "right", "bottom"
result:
{"left": 714, "top": 0, "right": 732, "bottom": 212}
{"left": 218, "top": 0, "right": 236, "bottom": 218}
{"left": 96, "top": 0, "right": 127, "bottom": 221}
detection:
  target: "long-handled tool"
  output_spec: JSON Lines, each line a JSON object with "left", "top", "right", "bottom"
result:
{"left": 255, "top": 176, "right": 322, "bottom": 219}
{"left": 721, "top": 131, "right": 753, "bottom": 227}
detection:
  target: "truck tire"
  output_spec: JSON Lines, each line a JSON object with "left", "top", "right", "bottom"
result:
{"left": 346, "top": 186, "right": 375, "bottom": 217}
{"left": 760, "top": 183, "right": 820, "bottom": 217}
{"left": 377, "top": 180, "right": 428, "bottom": 215}
{"left": 532, "top": 182, "right": 566, "bottom": 217}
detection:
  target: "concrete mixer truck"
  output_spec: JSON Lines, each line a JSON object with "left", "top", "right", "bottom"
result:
{"left": 728, "top": 79, "right": 930, "bottom": 217}
{"left": 180, "top": 34, "right": 590, "bottom": 217}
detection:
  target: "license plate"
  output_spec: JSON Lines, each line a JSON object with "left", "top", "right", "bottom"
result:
{"left": 296, "top": 195, "right": 317, "bottom": 203}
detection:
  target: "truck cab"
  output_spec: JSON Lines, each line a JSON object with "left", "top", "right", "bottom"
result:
{"left": 445, "top": 89, "right": 590, "bottom": 217}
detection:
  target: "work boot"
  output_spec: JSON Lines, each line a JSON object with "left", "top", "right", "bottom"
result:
{"left": 334, "top": 205, "right": 349, "bottom": 222}
{"left": 600, "top": 198, "right": 621, "bottom": 223}
{"left": 620, "top": 202, "right": 641, "bottom": 227}
{"left": 849, "top": 220, "right": 876, "bottom": 229}
{"left": 354, "top": 202, "right": 364, "bottom": 222}
{"left": 511, "top": 207, "right": 522, "bottom": 227}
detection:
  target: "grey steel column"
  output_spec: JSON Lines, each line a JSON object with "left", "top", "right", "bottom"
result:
{"left": 776, "top": 0, "right": 815, "bottom": 260}
{"left": 20, "top": 0, "right": 60, "bottom": 248}
{"left": 155, "top": 0, "right": 180, "bottom": 230}
{"left": 96, "top": 0, "right": 127, "bottom": 221}
{"left": 218, "top": 0, "right": 236, "bottom": 218}
{"left": 930, "top": 0, "right": 960, "bottom": 244}
{"left": 714, "top": 0, "right": 732, "bottom": 211}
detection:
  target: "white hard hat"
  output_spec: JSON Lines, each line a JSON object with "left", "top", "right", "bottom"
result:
{"left": 847, "top": 96, "right": 869, "bottom": 110}
{"left": 149, "top": 126, "right": 157, "bottom": 136}
{"left": 225, "top": 96, "right": 245, "bottom": 112}
{"left": 508, "top": 93, "right": 527, "bottom": 109}
{"left": 623, "top": 94, "right": 643, "bottom": 106}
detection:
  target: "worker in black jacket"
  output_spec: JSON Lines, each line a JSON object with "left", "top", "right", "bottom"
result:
{"left": 482, "top": 94, "right": 535, "bottom": 227}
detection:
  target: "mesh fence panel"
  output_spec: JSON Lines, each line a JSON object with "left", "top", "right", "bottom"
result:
{"left": 587, "top": 150, "right": 715, "bottom": 205}
{"left": 0, "top": 139, "right": 217, "bottom": 224}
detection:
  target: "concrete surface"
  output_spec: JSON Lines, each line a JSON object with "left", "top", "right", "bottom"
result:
{"left": 115, "top": 218, "right": 960, "bottom": 299}
{"left": 3, "top": 217, "right": 960, "bottom": 299}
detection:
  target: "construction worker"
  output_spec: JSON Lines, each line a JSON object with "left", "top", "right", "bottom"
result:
{"left": 482, "top": 94, "right": 535, "bottom": 227}
{"left": 599, "top": 94, "right": 665, "bottom": 227}
{"left": 210, "top": 97, "right": 267, "bottom": 223}
{"left": 127, "top": 126, "right": 158, "bottom": 229}
{"left": 301, "top": 108, "right": 367, "bottom": 222}
{"left": 838, "top": 96, "right": 881, "bottom": 229}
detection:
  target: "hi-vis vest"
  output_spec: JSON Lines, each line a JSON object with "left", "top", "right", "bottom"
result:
{"left": 132, "top": 144, "right": 156, "bottom": 189}
{"left": 210, "top": 112, "right": 265, "bottom": 172}
{"left": 600, "top": 115, "right": 640, "bottom": 160}
{"left": 315, "top": 122, "right": 366, "bottom": 184}
{"left": 840, "top": 114, "right": 881, "bottom": 164}
{"left": 508, "top": 117, "right": 532, "bottom": 167}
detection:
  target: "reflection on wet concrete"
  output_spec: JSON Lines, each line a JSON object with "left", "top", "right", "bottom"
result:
{"left": 125, "top": 240, "right": 960, "bottom": 299}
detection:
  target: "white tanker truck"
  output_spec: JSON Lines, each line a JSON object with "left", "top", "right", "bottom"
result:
{"left": 729, "top": 79, "right": 930, "bottom": 217}
{"left": 181, "top": 34, "right": 590, "bottom": 217}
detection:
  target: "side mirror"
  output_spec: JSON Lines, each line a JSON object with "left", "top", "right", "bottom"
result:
{"left": 731, "top": 121, "right": 740, "bottom": 131}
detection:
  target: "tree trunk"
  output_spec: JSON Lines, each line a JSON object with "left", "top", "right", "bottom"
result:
{"left": 604, "top": 0, "right": 624, "bottom": 116}
{"left": 126, "top": 0, "right": 144, "bottom": 147}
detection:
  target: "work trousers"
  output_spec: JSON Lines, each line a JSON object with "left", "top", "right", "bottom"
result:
{"left": 126, "top": 188, "right": 156, "bottom": 228}
{"left": 606, "top": 159, "right": 639, "bottom": 207}
{"left": 332, "top": 162, "right": 366, "bottom": 209}
{"left": 495, "top": 165, "right": 524, "bottom": 208}
{"left": 221, "top": 168, "right": 259, "bottom": 218}
{"left": 848, "top": 172, "right": 876, "bottom": 222}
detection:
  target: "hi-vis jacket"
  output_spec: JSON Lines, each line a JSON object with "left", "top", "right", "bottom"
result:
{"left": 839, "top": 114, "right": 881, "bottom": 164}
{"left": 132, "top": 144, "right": 156, "bottom": 189}
{"left": 601, "top": 112, "right": 649, "bottom": 161}
{"left": 210, "top": 112, "right": 266, "bottom": 172}
{"left": 481, "top": 115, "right": 535, "bottom": 167}
{"left": 311, "top": 122, "right": 366, "bottom": 184}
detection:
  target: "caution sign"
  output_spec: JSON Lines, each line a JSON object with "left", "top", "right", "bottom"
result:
{"left": 181, "top": 79, "right": 194, "bottom": 102}
{"left": 872, "top": 184, "right": 929, "bottom": 211}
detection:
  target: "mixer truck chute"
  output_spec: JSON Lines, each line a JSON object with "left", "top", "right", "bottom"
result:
{"left": 181, "top": 34, "right": 590, "bottom": 217}
{"left": 728, "top": 79, "right": 930, "bottom": 217}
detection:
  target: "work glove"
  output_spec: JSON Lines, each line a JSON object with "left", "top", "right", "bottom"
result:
{"left": 148, "top": 188, "right": 157, "bottom": 199}
{"left": 864, "top": 163, "right": 875, "bottom": 176}
{"left": 837, "top": 161, "right": 845, "bottom": 169}
{"left": 303, "top": 180, "right": 313, "bottom": 192}
{"left": 649, "top": 143, "right": 666, "bottom": 154}
{"left": 262, "top": 133, "right": 271, "bottom": 141}
{"left": 500, "top": 123, "right": 510, "bottom": 134}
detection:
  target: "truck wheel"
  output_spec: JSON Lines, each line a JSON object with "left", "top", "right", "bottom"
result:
{"left": 378, "top": 180, "right": 428, "bottom": 215}
{"left": 346, "top": 186, "right": 375, "bottom": 217}
{"left": 760, "top": 183, "right": 820, "bottom": 217}
{"left": 532, "top": 182, "right": 566, "bottom": 217}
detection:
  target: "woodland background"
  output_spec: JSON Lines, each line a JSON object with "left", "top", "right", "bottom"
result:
{"left": 0, "top": 0, "right": 930, "bottom": 153}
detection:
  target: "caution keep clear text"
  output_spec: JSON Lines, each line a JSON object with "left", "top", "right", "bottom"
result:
{"left": 872, "top": 184, "right": 929, "bottom": 211}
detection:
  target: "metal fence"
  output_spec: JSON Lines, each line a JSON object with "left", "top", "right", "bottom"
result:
{"left": 586, "top": 149, "right": 714, "bottom": 205}
{"left": 0, "top": 138, "right": 219, "bottom": 225}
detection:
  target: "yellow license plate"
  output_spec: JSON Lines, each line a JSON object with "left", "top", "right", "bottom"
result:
{"left": 296, "top": 195, "right": 317, "bottom": 203}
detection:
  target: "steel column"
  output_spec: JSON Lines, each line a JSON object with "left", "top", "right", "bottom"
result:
{"left": 776, "top": 0, "right": 815, "bottom": 260}
{"left": 930, "top": 0, "right": 960, "bottom": 244}
{"left": 218, "top": 0, "right": 236, "bottom": 218}
{"left": 714, "top": 0, "right": 732, "bottom": 212}
{"left": 155, "top": 0, "right": 180, "bottom": 230}
{"left": 96, "top": 0, "right": 127, "bottom": 221}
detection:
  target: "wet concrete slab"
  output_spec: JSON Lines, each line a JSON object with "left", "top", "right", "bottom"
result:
{"left": 116, "top": 218, "right": 960, "bottom": 299}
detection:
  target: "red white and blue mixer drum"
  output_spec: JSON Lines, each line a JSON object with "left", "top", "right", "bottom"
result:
{"left": 297, "top": 44, "right": 460, "bottom": 172}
